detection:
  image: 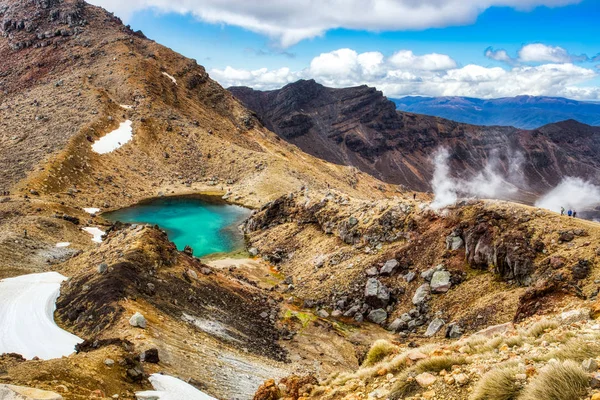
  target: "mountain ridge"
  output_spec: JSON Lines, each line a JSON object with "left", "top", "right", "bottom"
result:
{"left": 392, "top": 95, "right": 600, "bottom": 129}
{"left": 230, "top": 79, "right": 600, "bottom": 198}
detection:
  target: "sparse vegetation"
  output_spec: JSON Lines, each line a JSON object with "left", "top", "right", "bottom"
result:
{"left": 362, "top": 339, "right": 398, "bottom": 367}
{"left": 541, "top": 337, "right": 600, "bottom": 362}
{"left": 388, "top": 372, "right": 419, "bottom": 400}
{"left": 415, "top": 355, "right": 468, "bottom": 373}
{"left": 470, "top": 363, "right": 523, "bottom": 400}
{"left": 518, "top": 360, "right": 589, "bottom": 400}
{"left": 504, "top": 335, "right": 524, "bottom": 348}
{"left": 526, "top": 319, "right": 559, "bottom": 338}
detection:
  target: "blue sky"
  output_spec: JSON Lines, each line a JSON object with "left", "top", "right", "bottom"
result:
{"left": 93, "top": 0, "right": 600, "bottom": 99}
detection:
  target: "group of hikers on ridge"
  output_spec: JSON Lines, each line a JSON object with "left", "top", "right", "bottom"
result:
{"left": 560, "top": 207, "right": 577, "bottom": 218}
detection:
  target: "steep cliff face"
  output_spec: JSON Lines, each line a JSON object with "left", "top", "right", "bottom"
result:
{"left": 230, "top": 80, "right": 600, "bottom": 196}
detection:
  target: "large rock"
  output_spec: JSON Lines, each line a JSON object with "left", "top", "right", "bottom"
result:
{"left": 367, "top": 309, "right": 388, "bottom": 325}
{"left": 129, "top": 312, "right": 147, "bottom": 328}
{"left": 364, "top": 278, "right": 390, "bottom": 308}
{"left": 476, "top": 322, "right": 514, "bottom": 337}
{"left": 446, "top": 234, "right": 464, "bottom": 250}
{"left": 560, "top": 309, "right": 590, "bottom": 324}
{"left": 445, "top": 323, "right": 463, "bottom": 339}
{"left": 430, "top": 270, "right": 451, "bottom": 294}
{"left": 0, "top": 384, "right": 63, "bottom": 400}
{"left": 415, "top": 373, "right": 436, "bottom": 388}
{"left": 412, "top": 283, "right": 430, "bottom": 306}
{"left": 379, "top": 259, "right": 399, "bottom": 276}
{"left": 387, "top": 318, "right": 406, "bottom": 332}
{"left": 425, "top": 318, "right": 445, "bottom": 337}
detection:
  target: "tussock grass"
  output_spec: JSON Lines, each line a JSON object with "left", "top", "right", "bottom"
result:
{"left": 540, "top": 337, "right": 600, "bottom": 362}
{"left": 388, "top": 372, "right": 419, "bottom": 400}
{"left": 526, "top": 319, "right": 559, "bottom": 338}
{"left": 518, "top": 360, "right": 589, "bottom": 400}
{"left": 415, "top": 355, "right": 468, "bottom": 373}
{"left": 504, "top": 336, "right": 524, "bottom": 348}
{"left": 362, "top": 339, "right": 398, "bottom": 367}
{"left": 470, "top": 363, "right": 523, "bottom": 400}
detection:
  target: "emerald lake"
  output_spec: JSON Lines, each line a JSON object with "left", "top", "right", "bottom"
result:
{"left": 103, "top": 196, "right": 251, "bottom": 257}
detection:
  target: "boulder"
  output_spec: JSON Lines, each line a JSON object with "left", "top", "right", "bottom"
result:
{"left": 248, "top": 247, "right": 259, "bottom": 256}
{"left": 141, "top": 348, "right": 159, "bottom": 363}
{"left": 365, "top": 267, "right": 379, "bottom": 277}
{"left": 367, "top": 309, "right": 388, "bottom": 325}
{"left": 412, "top": 284, "right": 430, "bottom": 306}
{"left": 380, "top": 259, "right": 399, "bottom": 276}
{"left": 415, "top": 372, "right": 436, "bottom": 388}
{"left": 424, "top": 318, "right": 445, "bottom": 337}
{"left": 582, "top": 358, "right": 598, "bottom": 372}
{"left": 387, "top": 318, "right": 406, "bottom": 332}
{"left": 430, "top": 270, "right": 451, "bottom": 294}
{"left": 317, "top": 309, "right": 330, "bottom": 318}
{"left": 0, "top": 384, "right": 63, "bottom": 400}
{"left": 445, "top": 323, "right": 463, "bottom": 339}
{"left": 129, "top": 312, "right": 147, "bottom": 329}
{"left": 404, "top": 271, "right": 416, "bottom": 283}
{"left": 364, "top": 278, "right": 390, "bottom": 308}
{"left": 476, "top": 322, "right": 514, "bottom": 337}
{"left": 446, "top": 234, "right": 464, "bottom": 251}
{"left": 560, "top": 309, "right": 590, "bottom": 324}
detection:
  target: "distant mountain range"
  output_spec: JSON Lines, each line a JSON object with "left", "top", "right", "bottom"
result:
{"left": 230, "top": 80, "right": 600, "bottom": 198}
{"left": 392, "top": 96, "right": 600, "bottom": 129}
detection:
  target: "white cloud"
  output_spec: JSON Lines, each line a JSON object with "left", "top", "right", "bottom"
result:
{"left": 212, "top": 48, "right": 600, "bottom": 100}
{"left": 519, "top": 43, "right": 583, "bottom": 63}
{"left": 389, "top": 50, "right": 457, "bottom": 71}
{"left": 89, "top": 0, "right": 581, "bottom": 47}
{"left": 486, "top": 43, "right": 593, "bottom": 64}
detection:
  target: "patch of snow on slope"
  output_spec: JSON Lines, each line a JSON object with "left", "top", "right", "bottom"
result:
{"left": 92, "top": 120, "right": 133, "bottom": 154}
{"left": 83, "top": 227, "right": 104, "bottom": 243}
{"left": 162, "top": 72, "right": 177, "bottom": 85}
{"left": 0, "top": 272, "right": 83, "bottom": 359}
{"left": 83, "top": 207, "right": 100, "bottom": 214}
{"left": 120, "top": 104, "right": 133, "bottom": 109}
{"left": 56, "top": 242, "right": 70, "bottom": 248}
{"left": 136, "top": 374, "right": 217, "bottom": 400}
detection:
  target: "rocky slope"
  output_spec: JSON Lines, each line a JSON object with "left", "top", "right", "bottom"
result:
{"left": 230, "top": 80, "right": 600, "bottom": 197}
{"left": 393, "top": 95, "right": 600, "bottom": 129}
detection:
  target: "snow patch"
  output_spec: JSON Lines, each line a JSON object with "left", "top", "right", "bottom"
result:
{"left": 136, "top": 374, "right": 216, "bottom": 400}
{"left": 83, "top": 207, "right": 100, "bottom": 214}
{"left": 120, "top": 104, "right": 133, "bottom": 109}
{"left": 92, "top": 120, "right": 133, "bottom": 154}
{"left": 83, "top": 227, "right": 104, "bottom": 243}
{"left": 162, "top": 72, "right": 177, "bottom": 85}
{"left": 0, "top": 272, "right": 83, "bottom": 359}
{"left": 56, "top": 242, "right": 71, "bottom": 248}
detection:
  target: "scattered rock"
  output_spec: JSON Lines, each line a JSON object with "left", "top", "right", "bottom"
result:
{"left": 104, "top": 358, "right": 115, "bottom": 367}
{"left": 412, "top": 283, "right": 430, "bottom": 306}
{"left": 445, "top": 323, "right": 463, "bottom": 339}
{"left": 404, "top": 271, "right": 416, "bottom": 283}
{"left": 387, "top": 318, "right": 405, "bottom": 332}
{"left": 582, "top": 358, "right": 598, "bottom": 372}
{"left": 415, "top": 372, "right": 436, "bottom": 388}
{"left": 430, "top": 270, "right": 451, "bottom": 294}
{"left": 424, "top": 318, "right": 445, "bottom": 337}
{"left": 380, "top": 259, "right": 399, "bottom": 276}
{"left": 97, "top": 263, "right": 108, "bottom": 274}
{"left": 572, "top": 259, "right": 591, "bottom": 280}
{"left": 183, "top": 245, "right": 193, "bottom": 256}
{"left": 129, "top": 312, "right": 147, "bottom": 329}
{"left": 476, "top": 322, "right": 514, "bottom": 337}
{"left": 364, "top": 278, "right": 390, "bottom": 308}
{"left": 454, "top": 373, "right": 469, "bottom": 386}
{"left": 248, "top": 247, "right": 259, "bottom": 256}
{"left": 317, "top": 309, "right": 330, "bottom": 318}
{"left": 367, "top": 309, "right": 388, "bottom": 325}
{"left": 446, "top": 234, "right": 464, "bottom": 251}
{"left": 559, "top": 231, "right": 575, "bottom": 242}
{"left": 141, "top": 348, "right": 159, "bottom": 364}
{"left": 365, "top": 267, "right": 379, "bottom": 277}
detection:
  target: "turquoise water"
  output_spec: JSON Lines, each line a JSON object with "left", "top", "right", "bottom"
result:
{"left": 103, "top": 196, "right": 251, "bottom": 257}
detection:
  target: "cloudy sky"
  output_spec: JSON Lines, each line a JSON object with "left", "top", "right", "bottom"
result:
{"left": 90, "top": 0, "right": 600, "bottom": 100}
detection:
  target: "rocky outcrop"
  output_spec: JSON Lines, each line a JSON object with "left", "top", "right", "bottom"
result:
{"left": 231, "top": 80, "right": 600, "bottom": 195}
{"left": 0, "top": 384, "right": 62, "bottom": 400}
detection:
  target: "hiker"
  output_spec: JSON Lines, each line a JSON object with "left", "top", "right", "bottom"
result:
{"left": 561, "top": 207, "right": 565, "bottom": 216}
{"left": 568, "top": 209, "right": 573, "bottom": 217}
{"left": 573, "top": 210, "right": 577, "bottom": 218}
{"left": 413, "top": 193, "right": 416, "bottom": 200}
